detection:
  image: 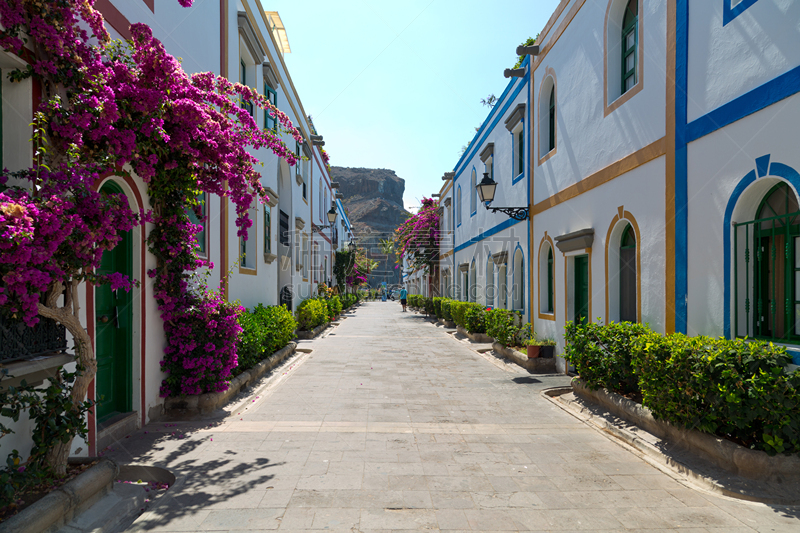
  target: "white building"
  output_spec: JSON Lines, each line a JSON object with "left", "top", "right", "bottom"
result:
{"left": 0, "top": 1, "right": 345, "bottom": 459}
{"left": 440, "top": 59, "right": 531, "bottom": 321}
{"left": 526, "top": 0, "right": 800, "bottom": 371}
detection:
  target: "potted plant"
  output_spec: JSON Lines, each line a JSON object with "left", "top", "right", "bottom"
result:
{"left": 525, "top": 337, "right": 556, "bottom": 358}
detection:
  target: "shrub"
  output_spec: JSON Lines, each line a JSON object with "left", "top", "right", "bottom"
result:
{"left": 440, "top": 299, "right": 453, "bottom": 321}
{"left": 326, "top": 296, "right": 343, "bottom": 318}
{"left": 295, "top": 298, "right": 329, "bottom": 331}
{"left": 631, "top": 333, "right": 800, "bottom": 455}
{"left": 485, "top": 309, "right": 519, "bottom": 346}
{"left": 464, "top": 303, "right": 486, "bottom": 334}
{"left": 450, "top": 301, "right": 468, "bottom": 328}
{"left": 340, "top": 293, "right": 358, "bottom": 309}
{"left": 235, "top": 304, "right": 297, "bottom": 374}
{"left": 563, "top": 320, "right": 651, "bottom": 395}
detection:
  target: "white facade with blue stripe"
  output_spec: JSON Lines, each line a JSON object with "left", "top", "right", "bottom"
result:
{"left": 438, "top": 0, "right": 800, "bottom": 368}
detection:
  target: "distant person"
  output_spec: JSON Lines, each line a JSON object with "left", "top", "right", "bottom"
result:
{"left": 400, "top": 286, "right": 408, "bottom": 312}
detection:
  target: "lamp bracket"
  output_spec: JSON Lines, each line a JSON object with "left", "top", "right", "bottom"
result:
{"left": 485, "top": 205, "right": 529, "bottom": 221}
{"left": 312, "top": 223, "right": 332, "bottom": 233}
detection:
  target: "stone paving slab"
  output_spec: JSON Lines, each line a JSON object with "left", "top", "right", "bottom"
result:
{"left": 108, "top": 302, "right": 800, "bottom": 532}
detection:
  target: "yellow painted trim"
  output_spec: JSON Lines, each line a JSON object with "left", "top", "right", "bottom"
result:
{"left": 533, "top": 0, "right": 587, "bottom": 71}
{"left": 537, "top": 67, "right": 558, "bottom": 166}
{"left": 603, "top": 0, "right": 645, "bottom": 117}
{"left": 440, "top": 250, "right": 454, "bottom": 259}
{"left": 528, "top": 67, "right": 535, "bottom": 329}
{"left": 604, "top": 207, "right": 642, "bottom": 324}
{"left": 532, "top": 137, "right": 666, "bottom": 216}
{"left": 665, "top": 0, "right": 677, "bottom": 333}
{"left": 536, "top": 0, "right": 573, "bottom": 53}
{"left": 537, "top": 232, "right": 556, "bottom": 321}
{"left": 439, "top": 180, "right": 453, "bottom": 198}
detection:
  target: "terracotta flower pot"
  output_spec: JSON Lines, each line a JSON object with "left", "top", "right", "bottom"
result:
{"left": 527, "top": 345, "right": 555, "bottom": 359}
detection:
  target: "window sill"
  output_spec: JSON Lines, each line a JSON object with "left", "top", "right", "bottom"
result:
{"left": 264, "top": 252, "right": 277, "bottom": 264}
{"left": 1, "top": 352, "right": 74, "bottom": 389}
{"left": 538, "top": 312, "right": 556, "bottom": 321}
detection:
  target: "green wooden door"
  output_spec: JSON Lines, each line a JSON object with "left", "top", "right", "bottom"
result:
{"left": 574, "top": 255, "right": 589, "bottom": 325}
{"left": 95, "top": 182, "right": 133, "bottom": 422}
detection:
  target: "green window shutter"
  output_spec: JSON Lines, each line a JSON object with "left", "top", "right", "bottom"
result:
{"left": 620, "top": 224, "right": 637, "bottom": 322}
{"left": 264, "top": 204, "right": 271, "bottom": 254}
{"left": 264, "top": 83, "right": 277, "bottom": 131}
{"left": 548, "top": 89, "right": 555, "bottom": 152}
{"left": 621, "top": 0, "right": 638, "bottom": 94}
{"left": 186, "top": 193, "right": 206, "bottom": 256}
{"left": 547, "top": 247, "right": 553, "bottom": 313}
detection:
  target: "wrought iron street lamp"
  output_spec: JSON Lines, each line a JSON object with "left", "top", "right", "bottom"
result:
{"left": 476, "top": 172, "right": 529, "bottom": 221}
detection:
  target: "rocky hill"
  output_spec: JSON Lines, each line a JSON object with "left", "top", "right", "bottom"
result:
{"left": 329, "top": 166, "right": 411, "bottom": 287}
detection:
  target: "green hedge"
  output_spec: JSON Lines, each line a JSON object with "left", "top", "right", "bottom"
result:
{"left": 632, "top": 332, "right": 800, "bottom": 455}
{"left": 295, "top": 298, "right": 329, "bottom": 331}
{"left": 326, "top": 295, "right": 343, "bottom": 318}
{"left": 236, "top": 304, "right": 297, "bottom": 375}
{"left": 564, "top": 321, "right": 650, "bottom": 395}
{"left": 485, "top": 308, "right": 519, "bottom": 346}
{"left": 341, "top": 293, "right": 358, "bottom": 309}
{"left": 564, "top": 321, "right": 800, "bottom": 455}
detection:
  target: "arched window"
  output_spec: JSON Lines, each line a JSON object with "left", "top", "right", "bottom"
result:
{"left": 547, "top": 247, "right": 554, "bottom": 313}
{"left": 538, "top": 73, "right": 556, "bottom": 160}
{"left": 485, "top": 255, "right": 494, "bottom": 307}
{"left": 752, "top": 183, "right": 800, "bottom": 340}
{"left": 621, "top": 0, "right": 638, "bottom": 94}
{"left": 469, "top": 261, "right": 476, "bottom": 303}
{"left": 470, "top": 168, "right": 477, "bottom": 214}
{"left": 548, "top": 88, "right": 556, "bottom": 153}
{"left": 457, "top": 186, "right": 462, "bottom": 226}
{"left": 619, "top": 224, "right": 637, "bottom": 322}
{"left": 513, "top": 249, "right": 524, "bottom": 312}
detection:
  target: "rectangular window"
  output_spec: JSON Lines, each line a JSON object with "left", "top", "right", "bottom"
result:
{"left": 516, "top": 129, "right": 524, "bottom": 177}
{"left": 240, "top": 59, "right": 253, "bottom": 115}
{"left": 264, "top": 82, "right": 277, "bottom": 130}
{"left": 264, "top": 204, "right": 271, "bottom": 255}
{"left": 241, "top": 201, "right": 257, "bottom": 269}
{"left": 622, "top": 22, "right": 637, "bottom": 93}
{"left": 279, "top": 210, "right": 290, "bottom": 246}
{"left": 186, "top": 193, "right": 207, "bottom": 257}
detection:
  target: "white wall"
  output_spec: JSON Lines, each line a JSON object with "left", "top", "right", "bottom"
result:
{"left": 686, "top": 92, "right": 800, "bottom": 337}
{"left": 532, "top": 0, "right": 666, "bottom": 204}
{"left": 686, "top": 0, "right": 800, "bottom": 122}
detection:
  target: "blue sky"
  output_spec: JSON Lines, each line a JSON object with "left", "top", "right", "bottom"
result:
{"left": 269, "top": 0, "right": 561, "bottom": 212}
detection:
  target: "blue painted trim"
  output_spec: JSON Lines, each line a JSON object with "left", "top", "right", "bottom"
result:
{"left": 511, "top": 243, "right": 525, "bottom": 313}
{"left": 722, "top": 169, "right": 757, "bottom": 339}
{"left": 454, "top": 217, "right": 523, "bottom": 253}
{"left": 723, "top": 159, "right": 800, "bottom": 340}
{"left": 453, "top": 56, "right": 530, "bottom": 179}
{"left": 756, "top": 155, "right": 771, "bottom": 178}
{"left": 723, "top": 0, "right": 761, "bottom": 26}
{"left": 788, "top": 349, "right": 800, "bottom": 366}
{"left": 675, "top": 0, "right": 689, "bottom": 334}
{"left": 686, "top": 64, "right": 800, "bottom": 144}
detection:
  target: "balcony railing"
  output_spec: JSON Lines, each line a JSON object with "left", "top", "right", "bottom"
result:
{"left": 0, "top": 314, "right": 68, "bottom": 363}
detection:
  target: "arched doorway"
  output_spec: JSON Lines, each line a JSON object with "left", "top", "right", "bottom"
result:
{"left": 95, "top": 181, "right": 133, "bottom": 422}
{"left": 752, "top": 183, "right": 799, "bottom": 340}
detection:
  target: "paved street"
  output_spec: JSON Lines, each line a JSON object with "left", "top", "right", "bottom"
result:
{"left": 112, "top": 302, "right": 800, "bottom": 532}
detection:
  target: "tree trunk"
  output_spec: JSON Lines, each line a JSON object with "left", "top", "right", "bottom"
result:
{"left": 37, "top": 280, "right": 96, "bottom": 477}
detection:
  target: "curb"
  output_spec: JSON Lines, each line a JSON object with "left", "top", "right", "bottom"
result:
{"left": 165, "top": 342, "right": 297, "bottom": 417}
{"left": 295, "top": 322, "right": 329, "bottom": 340}
{"left": 1, "top": 458, "right": 118, "bottom": 533}
{"left": 543, "top": 384, "right": 800, "bottom": 505}
{"left": 491, "top": 342, "right": 557, "bottom": 373}
{"left": 455, "top": 326, "right": 494, "bottom": 344}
